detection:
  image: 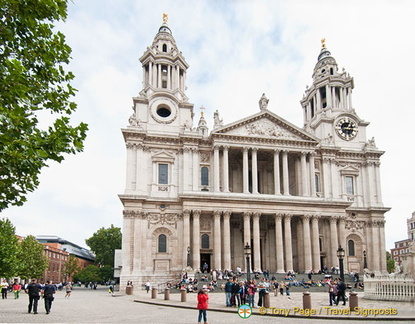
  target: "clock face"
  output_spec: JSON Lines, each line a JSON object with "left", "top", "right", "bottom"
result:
{"left": 335, "top": 117, "right": 358, "bottom": 140}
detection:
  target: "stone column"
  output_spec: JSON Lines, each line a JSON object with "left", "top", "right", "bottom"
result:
{"left": 157, "top": 64, "right": 161, "bottom": 88}
{"left": 275, "top": 213, "right": 285, "bottom": 273}
{"left": 282, "top": 150, "right": 289, "bottom": 195}
{"left": 243, "top": 147, "right": 249, "bottom": 194}
{"left": 326, "top": 84, "right": 332, "bottom": 109}
{"left": 122, "top": 211, "right": 133, "bottom": 274}
{"left": 213, "top": 146, "right": 220, "bottom": 192}
{"left": 309, "top": 153, "right": 316, "bottom": 197}
{"left": 125, "top": 143, "right": 137, "bottom": 192}
{"left": 375, "top": 162, "right": 383, "bottom": 205}
{"left": 167, "top": 65, "right": 171, "bottom": 89}
{"left": 302, "top": 215, "right": 312, "bottom": 273}
{"left": 252, "top": 148, "right": 258, "bottom": 194}
{"left": 330, "top": 158, "right": 339, "bottom": 198}
{"left": 183, "top": 210, "right": 190, "bottom": 267}
{"left": 273, "top": 150, "right": 281, "bottom": 195}
{"left": 330, "top": 216, "right": 339, "bottom": 268}
{"left": 192, "top": 210, "right": 201, "bottom": 271}
{"left": 223, "top": 211, "right": 231, "bottom": 270}
{"left": 223, "top": 146, "right": 229, "bottom": 192}
{"left": 213, "top": 211, "right": 222, "bottom": 270}
{"left": 183, "top": 147, "right": 190, "bottom": 191}
{"left": 370, "top": 220, "right": 381, "bottom": 274}
{"left": 311, "top": 215, "right": 321, "bottom": 272}
{"left": 338, "top": 216, "right": 346, "bottom": 250}
{"left": 132, "top": 214, "right": 143, "bottom": 273}
{"left": 322, "top": 157, "right": 332, "bottom": 198}
{"left": 149, "top": 62, "right": 153, "bottom": 86}
{"left": 379, "top": 220, "right": 387, "bottom": 273}
{"left": 253, "top": 212, "right": 261, "bottom": 271}
{"left": 192, "top": 148, "right": 199, "bottom": 191}
{"left": 243, "top": 212, "right": 251, "bottom": 272}
{"left": 301, "top": 151, "right": 309, "bottom": 196}
{"left": 284, "top": 214, "right": 293, "bottom": 272}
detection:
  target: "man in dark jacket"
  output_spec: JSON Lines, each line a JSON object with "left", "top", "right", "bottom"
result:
{"left": 25, "top": 279, "right": 42, "bottom": 314}
{"left": 42, "top": 280, "right": 56, "bottom": 314}
{"left": 336, "top": 279, "right": 347, "bottom": 305}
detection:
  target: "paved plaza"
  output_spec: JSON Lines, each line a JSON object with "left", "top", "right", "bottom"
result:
{"left": 0, "top": 286, "right": 414, "bottom": 323}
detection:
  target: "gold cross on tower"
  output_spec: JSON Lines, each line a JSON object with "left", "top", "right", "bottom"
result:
{"left": 163, "top": 13, "right": 168, "bottom": 24}
{"left": 200, "top": 106, "right": 205, "bottom": 117}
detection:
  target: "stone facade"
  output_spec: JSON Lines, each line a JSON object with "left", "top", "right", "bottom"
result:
{"left": 118, "top": 20, "right": 389, "bottom": 287}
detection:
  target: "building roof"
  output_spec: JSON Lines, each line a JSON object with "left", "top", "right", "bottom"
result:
{"left": 36, "top": 235, "right": 95, "bottom": 262}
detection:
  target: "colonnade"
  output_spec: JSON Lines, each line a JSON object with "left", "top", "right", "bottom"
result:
{"left": 213, "top": 146, "right": 317, "bottom": 197}
{"left": 142, "top": 61, "right": 186, "bottom": 92}
{"left": 183, "top": 210, "right": 347, "bottom": 274}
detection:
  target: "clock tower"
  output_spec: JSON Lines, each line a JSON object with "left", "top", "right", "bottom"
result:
{"left": 300, "top": 39, "right": 369, "bottom": 148}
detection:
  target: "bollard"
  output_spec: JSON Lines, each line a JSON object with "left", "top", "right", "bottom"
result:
{"left": 151, "top": 287, "right": 157, "bottom": 299}
{"left": 180, "top": 288, "right": 187, "bottom": 302}
{"left": 349, "top": 292, "right": 358, "bottom": 311}
{"left": 164, "top": 288, "right": 170, "bottom": 300}
{"left": 264, "top": 291, "right": 270, "bottom": 308}
{"left": 302, "top": 291, "right": 312, "bottom": 309}
{"left": 126, "top": 285, "right": 133, "bottom": 295}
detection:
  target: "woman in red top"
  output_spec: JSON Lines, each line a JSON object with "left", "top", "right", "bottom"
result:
{"left": 197, "top": 287, "right": 209, "bottom": 324}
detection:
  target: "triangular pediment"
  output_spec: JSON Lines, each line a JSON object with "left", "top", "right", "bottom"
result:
{"left": 213, "top": 111, "right": 317, "bottom": 142}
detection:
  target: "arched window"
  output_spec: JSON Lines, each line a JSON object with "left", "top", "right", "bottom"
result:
{"left": 158, "top": 234, "right": 167, "bottom": 253}
{"left": 162, "top": 44, "right": 167, "bottom": 52}
{"left": 201, "top": 234, "right": 209, "bottom": 249}
{"left": 348, "top": 239, "right": 355, "bottom": 256}
{"left": 201, "top": 167, "right": 209, "bottom": 186}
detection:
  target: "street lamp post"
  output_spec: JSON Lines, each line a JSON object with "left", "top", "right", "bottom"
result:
{"left": 337, "top": 246, "right": 345, "bottom": 282}
{"left": 187, "top": 246, "right": 191, "bottom": 267}
{"left": 244, "top": 242, "right": 251, "bottom": 282}
{"left": 363, "top": 250, "right": 367, "bottom": 270}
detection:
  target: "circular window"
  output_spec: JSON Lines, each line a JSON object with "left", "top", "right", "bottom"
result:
{"left": 157, "top": 106, "right": 171, "bottom": 118}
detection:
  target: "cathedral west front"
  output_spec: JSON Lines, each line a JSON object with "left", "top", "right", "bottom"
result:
{"left": 118, "top": 16, "right": 389, "bottom": 287}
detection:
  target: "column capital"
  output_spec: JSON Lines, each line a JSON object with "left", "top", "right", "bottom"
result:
{"left": 192, "top": 210, "right": 201, "bottom": 218}
{"left": 183, "top": 209, "right": 191, "bottom": 217}
{"left": 273, "top": 149, "right": 280, "bottom": 154}
{"left": 303, "top": 214, "right": 312, "bottom": 221}
{"left": 222, "top": 145, "right": 230, "bottom": 150}
{"left": 275, "top": 213, "right": 283, "bottom": 221}
{"left": 311, "top": 214, "right": 321, "bottom": 222}
{"left": 284, "top": 213, "right": 293, "bottom": 221}
{"left": 223, "top": 211, "right": 231, "bottom": 219}
{"left": 253, "top": 212, "right": 261, "bottom": 220}
{"left": 213, "top": 210, "right": 222, "bottom": 218}
{"left": 213, "top": 145, "right": 220, "bottom": 151}
{"left": 243, "top": 211, "right": 251, "bottom": 220}
{"left": 330, "top": 215, "right": 339, "bottom": 224}
{"left": 243, "top": 146, "right": 249, "bottom": 152}
{"left": 251, "top": 147, "right": 258, "bottom": 152}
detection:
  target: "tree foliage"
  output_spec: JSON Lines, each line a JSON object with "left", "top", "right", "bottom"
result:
{"left": 63, "top": 254, "right": 80, "bottom": 282}
{"left": 85, "top": 225, "right": 122, "bottom": 267}
{"left": 73, "top": 264, "right": 101, "bottom": 283}
{"left": 0, "top": 0, "right": 88, "bottom": 210}
{"left": 16, "top": 235, "right": 48, "bottom": 279}
{"left": 0, "top": 218, "right": 19, "bottom": 277}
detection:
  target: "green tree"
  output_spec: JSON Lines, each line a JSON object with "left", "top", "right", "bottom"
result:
{"left": 386, "top": 251, "right": 395, "bottom": 273}
{"left": 0, "top": 218, "right": 19, "bottom": 278}
{"left": 99, "top": 265, "right": 114, "bottom": 283}
{"left": 63, "top": 254, "right": 80, "bottom": 282}
{"left": 0, "top": 0, "right": 88, "bottom": 210}
{"left": 16, "top": 235, "right": 48, "bottom": 279}
{"left": 73, "top": 265, "right": 101, "bottom": 283}
{"left": 85, "top": 225, "right": 122, "bottom": 267}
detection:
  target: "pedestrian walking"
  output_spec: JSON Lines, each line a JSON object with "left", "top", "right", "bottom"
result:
{"left": 42, "top": 280, "right": 56, "bottom": 314}
{"left": 1, "top": 279, "right": 9, "bottom": 299}
{"left": 25, "top": 279, "right": 42, "bottom": 314}
{"left": 65, "top": 282, "right": 73, "bottom": 298}
{"left": 197, "top": 287, "right": 209, "bottom": 324}
{"left": 12, "top": 281, "right": 21, "bottom": 299}
{"left": 145, "top": 281, "right": 150, "bottom": 293}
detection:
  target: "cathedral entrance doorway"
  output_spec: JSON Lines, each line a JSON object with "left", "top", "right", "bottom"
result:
{"left": 200, "top": 253, "right": 211, "bottom": 273}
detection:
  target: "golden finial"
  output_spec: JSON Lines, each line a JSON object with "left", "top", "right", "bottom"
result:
{"left": 200, "top": 106, "right": 205, "bottom": 117}
{"left": 321, "top": 38, "right": 326, "bottom": 48}
{"left": 163, "top": 13, "right": 168, "bottom": 24}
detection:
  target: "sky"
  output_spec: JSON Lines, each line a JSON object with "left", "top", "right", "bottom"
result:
{"left": 1, "top": 0, "right": 414, "bottom": 251}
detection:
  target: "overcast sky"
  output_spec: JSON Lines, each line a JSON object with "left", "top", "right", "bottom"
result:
{"left": 2, "top": 0, "right": 414, "bottom": 252}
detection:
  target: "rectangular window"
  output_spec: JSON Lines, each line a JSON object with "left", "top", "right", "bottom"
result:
{"left": 345, "top": 176, "right": 354, "bottom": 195}
{"left": 158, "top": 164, "right": 168, "bottom": 184}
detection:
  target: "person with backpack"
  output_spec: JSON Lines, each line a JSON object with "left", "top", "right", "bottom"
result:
{"left": 336, "top": 279, "right": 347, "bottom": 305}
{"left": 25, "top": 279, "right": 42, "bottom": 314}
{"left": 42, "top": 280, "right": 56, "bottom": 314}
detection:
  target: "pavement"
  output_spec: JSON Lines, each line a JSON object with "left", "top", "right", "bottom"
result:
{"left": 132, "top": 287, "right": 415, "bottom": 321}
